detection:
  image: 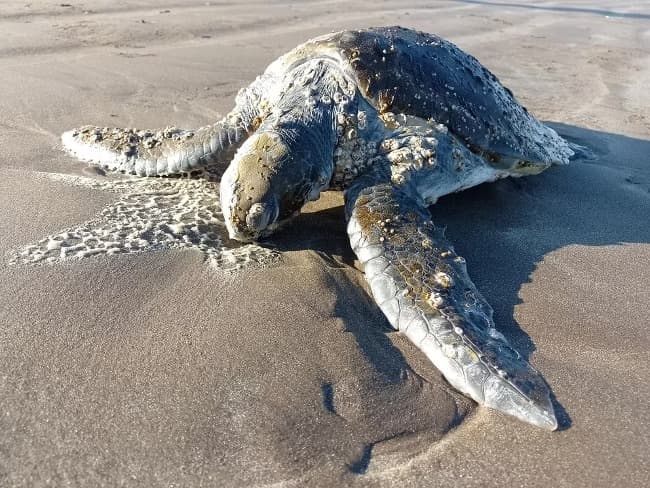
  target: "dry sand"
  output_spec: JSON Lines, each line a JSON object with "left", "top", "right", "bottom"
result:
{"left": 1, "top": 1, "right": 649, "bottom": 486}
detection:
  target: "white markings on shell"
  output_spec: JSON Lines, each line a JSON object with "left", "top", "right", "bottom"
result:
{"left": 427, "top": 292, "right": 444, "bottom": 308}
{"left": 435, "top": 272, "right": 453, "bottom": 288}
{"left": 357, "top": 111, "right": 367, "bottom": 129}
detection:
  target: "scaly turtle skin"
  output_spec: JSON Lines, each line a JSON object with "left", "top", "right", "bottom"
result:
{"left": 62, "top": 27, "right": 572, "bottom": 430}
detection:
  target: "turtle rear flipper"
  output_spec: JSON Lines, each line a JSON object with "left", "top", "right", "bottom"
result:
{"left": 61, "top": 119, "right": 247, "bottom": 177}
{"left": 345, "top": 177, "right": 558, "bottom": 430}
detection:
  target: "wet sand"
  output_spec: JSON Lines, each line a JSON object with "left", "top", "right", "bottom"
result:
{"left": 1, "top": 1, "right": 649, "bottom": 486}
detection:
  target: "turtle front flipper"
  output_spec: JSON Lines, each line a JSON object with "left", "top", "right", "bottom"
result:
{"left": 345, "top": 177, "right": 558, "bottom": 430}
{"left": 61, "top": 117, "right": 248, "bottom": 178}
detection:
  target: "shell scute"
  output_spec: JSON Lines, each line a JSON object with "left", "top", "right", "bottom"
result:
{"left": 308, "top": 27, "right": 572, "bottom": 165}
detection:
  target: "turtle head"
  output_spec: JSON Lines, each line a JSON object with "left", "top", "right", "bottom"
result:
{"left": 220, "top": 131, "right": 333, "bottom": 242}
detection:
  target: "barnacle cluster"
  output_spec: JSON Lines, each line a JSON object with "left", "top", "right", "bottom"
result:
{"left": 73, "top": 125, "right": 195, "bottom": 159}
{"left": 331, "top": 108, "right": 379, "bottom": 188}
{"left": 377, "top": 114, "right": 444, "bottom": 185}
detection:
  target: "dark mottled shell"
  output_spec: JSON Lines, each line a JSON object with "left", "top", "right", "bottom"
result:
{"left": 311, "top": 27, "right": 569, "bottom": 165}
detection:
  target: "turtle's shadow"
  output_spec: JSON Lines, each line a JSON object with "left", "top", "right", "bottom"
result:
{"left": 270, "top": 123, "right": 650, "bottom": 431}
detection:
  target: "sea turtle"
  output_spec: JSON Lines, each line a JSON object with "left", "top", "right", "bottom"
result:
{"left": 60, "top": 27, "right": 572, "bottom": 430}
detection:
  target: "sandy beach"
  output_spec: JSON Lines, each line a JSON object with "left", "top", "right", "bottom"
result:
{"left": 1, "top": 1, "right": 649, "bottom": 486}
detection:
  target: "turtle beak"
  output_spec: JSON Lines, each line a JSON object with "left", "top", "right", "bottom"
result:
{"left": 231, "top": 198, "right": 280, "bottom": 242}
{"left": 220, "top": 170, "right": 281, "bottom": 242}
{"left": 245, "top": 201, "right": 279, "bottom": 235}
